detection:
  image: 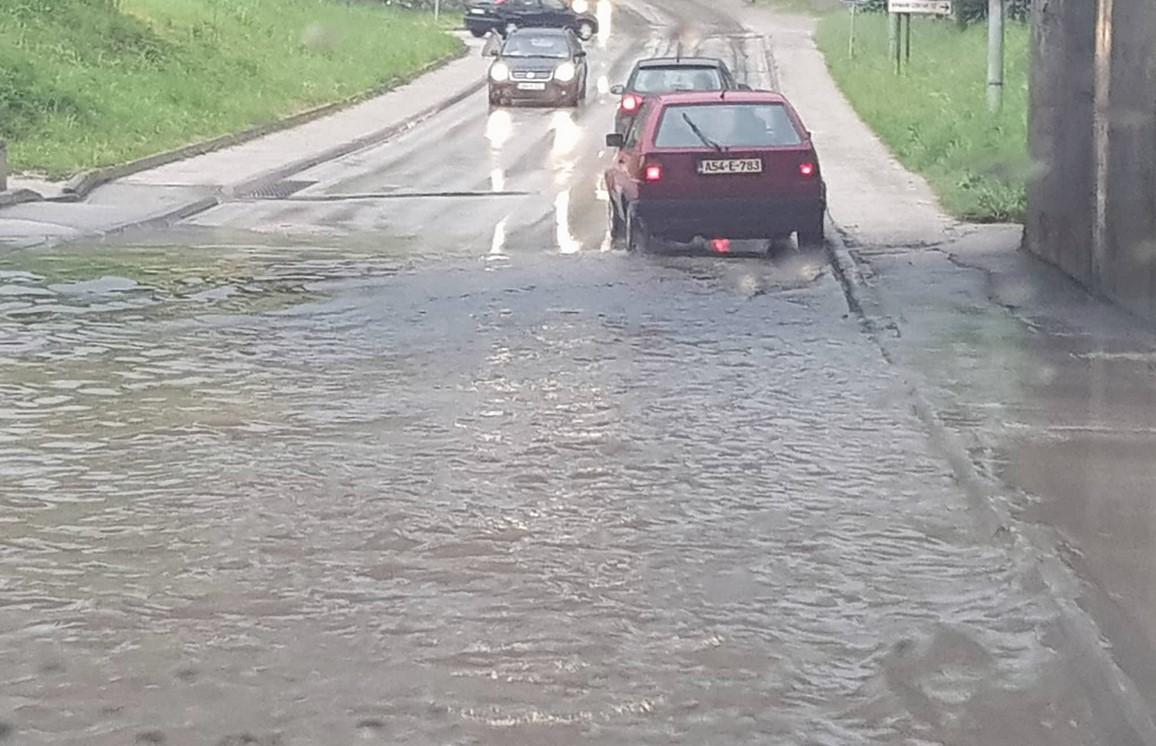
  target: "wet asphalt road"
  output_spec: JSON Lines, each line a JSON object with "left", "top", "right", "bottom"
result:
{"left": 0, "top": 1, "right": 1122, "bottom": 744}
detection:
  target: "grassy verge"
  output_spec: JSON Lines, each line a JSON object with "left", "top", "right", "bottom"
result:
{"left": 816, "top": 12, "right": 1029, "bottom": 222}
{"left": 1, "top": 0, "right": 462, "bottom": 178}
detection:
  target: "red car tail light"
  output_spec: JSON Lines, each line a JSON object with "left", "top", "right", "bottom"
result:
{"left": 711, "top": 238, "right": 731, "bottom": 253}
{"left": 620, "top": 93, "right": 642, "bottom": 113}
{"left": 799, "top": 162, "right": 816, "bottom": 177}
{"left": 644, "top": 163, "right": 664, "bottom": 182}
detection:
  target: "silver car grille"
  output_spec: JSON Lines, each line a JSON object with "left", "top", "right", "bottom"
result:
{"left": 511, "top": 70, "right": 554, "bottom": 81}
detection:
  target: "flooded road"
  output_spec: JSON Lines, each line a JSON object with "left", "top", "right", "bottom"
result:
{"left": 0, "top": 242, "right": 1107, "bottom": 745}
{"left": 0, "top": 1, "right": 1125, "bottom": 744}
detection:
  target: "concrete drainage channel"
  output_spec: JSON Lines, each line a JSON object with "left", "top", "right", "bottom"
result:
{"left": 236, "top": 180, "right": 320, "bottom": 201}
{"left": 824, "top": 220, "right": 1156, "bottom": 746}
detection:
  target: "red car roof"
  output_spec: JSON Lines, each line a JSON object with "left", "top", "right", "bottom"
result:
{"left": 649, "top": 90, "right": 790, "bottom": 106}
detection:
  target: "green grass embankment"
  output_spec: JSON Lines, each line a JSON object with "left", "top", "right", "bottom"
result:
{"left": 816, "top": 12, "right": 1029, "bottom": 222}
{"left": 1, "top": 0, "right": 461, "bottom": 178}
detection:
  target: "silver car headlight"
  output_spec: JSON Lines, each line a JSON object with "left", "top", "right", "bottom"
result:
{"left": 490, "top": 62, "right": 510, "bottom": 82}
{"left": 554, "top": 62, "right": 576, "bottom": 83}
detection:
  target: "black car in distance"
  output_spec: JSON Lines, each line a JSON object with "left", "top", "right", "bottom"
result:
{"left": 610, "top": 57, "right": 745, "bottom": 134}
{"left": 465, "top": 0, "right": 598, "bottom": 41}
{"left": 487, "top": 28, "right": 589, "bottom": 107}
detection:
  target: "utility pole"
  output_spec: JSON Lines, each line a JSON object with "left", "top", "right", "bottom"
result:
{"left": 889, "top": 11, "right": 901, "bottom": 74}
{"left": 848, "top": 1, "right": 857, "bottom": 59}
{"left": 904, "top": 12, "right": 911, "bottom": 65}
{"left": 434, "top": 0, "right": 441, "bottom": 22}
{"left": 986, "top": 0, "right": 1004, "bottom": 113}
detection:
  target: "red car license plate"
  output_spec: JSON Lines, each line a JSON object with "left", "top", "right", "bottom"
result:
{"left": 698, "top": 158, "right": 763, "bottom": 175}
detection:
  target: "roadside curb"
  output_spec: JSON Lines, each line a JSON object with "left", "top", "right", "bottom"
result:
{"left": 0, "top": 189, "right": 42, "bottom": 209}
{"left": 101, "top": 196, "right": 223, "bottom": 239}
{"left": 7, "top": 44, "right": 469, "bottom": 206}
{"left": 824, "top": 220, "right": 868, "bottom": 319}
{"left": 825, "top": 225, "right": 1156, "bottom": 746}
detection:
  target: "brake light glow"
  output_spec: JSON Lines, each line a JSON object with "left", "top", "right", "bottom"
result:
{"left": 711, "top": 238, "right": 731, "bottom": 253}
{"left": 799, "top": 162, "right": 816, "bottom": 177}
{"left": 620, "top": 93, "right": 642, "bottom": 113}
{"left": 644, "top": 163, "right": 663, "bottom": 182}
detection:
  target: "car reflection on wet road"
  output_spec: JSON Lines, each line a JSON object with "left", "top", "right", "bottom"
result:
{"left": 0, "top": 1, "right": 1120, "bottom": 744}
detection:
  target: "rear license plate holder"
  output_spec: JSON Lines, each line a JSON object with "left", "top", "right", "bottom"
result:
{"left": 698, "top": 158, "right": 763, "bottom": 175}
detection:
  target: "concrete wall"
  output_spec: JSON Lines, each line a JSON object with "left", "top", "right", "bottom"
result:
{"left": 1026, "top": 0, "right": 1156, "bottom": 321}
{"left": 1101, "top": 0, "right": 1156, "bottom": 319}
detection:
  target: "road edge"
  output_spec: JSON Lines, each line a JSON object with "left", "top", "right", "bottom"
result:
{"left": 824, "top": 224, "right": 1156, "bottom": 746}
{"left": 99, "top": 196, "right": 225, "bottom": 241}
{"left": 0, "top": 189, "right": 43, "bottom": 209}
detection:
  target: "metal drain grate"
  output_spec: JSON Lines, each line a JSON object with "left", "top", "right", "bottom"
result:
{"left": 240, "top": 180, "right": 317, "bottom": 200}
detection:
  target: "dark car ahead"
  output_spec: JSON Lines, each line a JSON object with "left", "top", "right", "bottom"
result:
{"left": 464, "top": 0, "right": 503, "bottom": 36}
{"left": 604, "top": 90, "right": 826, "bottom": 252}
{"left": 465, "top": 0, "right": 598, "bottom": 41}
{"left": 611, "top": 57, "right": 744, "bottom": 135}
{"left": 488, "top": 28, "right": 588, "bottom": 107}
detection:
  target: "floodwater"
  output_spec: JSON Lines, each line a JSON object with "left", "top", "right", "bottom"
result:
{"left": 0, "top": 0, "right": 1129, "bottom": 742}
{"left": 0, "top": 236, "right": 1108, "bottom": 745}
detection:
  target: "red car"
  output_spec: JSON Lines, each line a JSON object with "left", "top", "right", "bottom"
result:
{"left": 604, "top": 91, "right": 826, "bottom": 252}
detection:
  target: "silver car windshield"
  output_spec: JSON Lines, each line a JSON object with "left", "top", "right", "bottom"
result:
{"left": 502, "top": 35, "right": 571, "bottom": 59}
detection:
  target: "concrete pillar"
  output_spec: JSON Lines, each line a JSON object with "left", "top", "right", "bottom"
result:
{"left": 1100, "top": 0, "right": 1156, "bottom": 319}
{"left": 1027, "top": 0, "right": 1156, "bottom": 320}
{"left": 1092, "top": 0, "right": 1113, "bottom": 292}
{"left": 1025, "top": 0, "right": 1097, "bottom": 284}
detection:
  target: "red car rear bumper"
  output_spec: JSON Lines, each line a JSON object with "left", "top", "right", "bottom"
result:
{"left": 634, "top": 195, "right": 826, "bottom": 240}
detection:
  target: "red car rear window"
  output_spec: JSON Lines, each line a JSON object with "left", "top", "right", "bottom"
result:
{"left": 654, "top": 103, "right": 803, "bottom": 149}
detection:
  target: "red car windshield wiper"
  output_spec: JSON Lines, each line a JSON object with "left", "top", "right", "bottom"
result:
{"left": 682, "top": 112, "right": 724, "bottom": 152}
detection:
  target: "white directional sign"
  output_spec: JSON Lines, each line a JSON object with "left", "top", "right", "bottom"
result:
{"left": 888, "top": 0, "right": 952, "bottom": 13}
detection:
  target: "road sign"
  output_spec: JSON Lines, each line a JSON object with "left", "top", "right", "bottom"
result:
{"left": 888, "top": 0, "right": 951, "bottom": 14}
